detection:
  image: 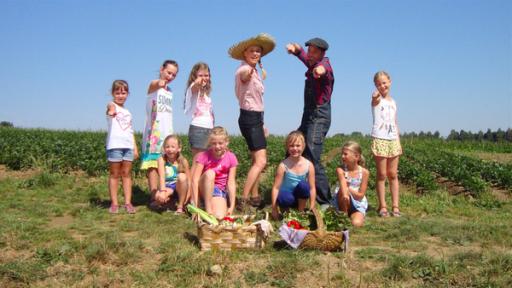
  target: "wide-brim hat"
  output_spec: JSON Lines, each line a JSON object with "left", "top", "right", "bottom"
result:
{"left": 228, "top": 33, "right": 276, "bottom": 60}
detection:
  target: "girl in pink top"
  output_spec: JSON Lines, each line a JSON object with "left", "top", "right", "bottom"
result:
{"left": 191, "top": 126, "right": 238, "bottom": 219}
{"left": 228, "top": 33, "right": 275, "bottom": 209}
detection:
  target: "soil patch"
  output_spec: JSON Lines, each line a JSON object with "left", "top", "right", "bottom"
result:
{"left": 48, "top": 214, "right": 74, "bottom": 228}
{"left": 0, "top": 165, "right": 41, "bottom": 181}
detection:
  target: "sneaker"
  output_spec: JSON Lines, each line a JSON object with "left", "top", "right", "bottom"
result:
{"left": 125, "top": 203, "right": 136, "bottom": 214}
{"left": 109, "top": 205, "right": 119, "bottom": 214}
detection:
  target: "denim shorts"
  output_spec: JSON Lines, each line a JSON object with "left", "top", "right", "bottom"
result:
{"left": 107, "top": 148, "right": 134, "bottom": 162}
{"left": 212, "top": 186, "right": 227, "bottom": 199}
{"left": 165, "top": 182, "right": 177, "bottom": 191}
{"left": 188, "top": 125, "right": 211, "bottom": 150}
{"left": 238, "top": 109, "right": 266, "bottom": 151}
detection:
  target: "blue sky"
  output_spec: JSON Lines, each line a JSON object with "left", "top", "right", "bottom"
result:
{"left": 0, "top": 0, "right": 510, "bottom": 136}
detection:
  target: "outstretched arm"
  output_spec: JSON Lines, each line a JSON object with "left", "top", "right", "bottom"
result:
{"left": 371, "top": 90, "right": 381, "bottom": 107}
{"left": 148, "top": 79, "right": 168, "bottom": 94}
{"left": 286, "top": 43, "right": 310, "bottom": 67}
{"left": 239, "top": 65, "right": 256, "bottom": 83}
{"left": 106, "top": 102, "right": 116, "bottom": 116}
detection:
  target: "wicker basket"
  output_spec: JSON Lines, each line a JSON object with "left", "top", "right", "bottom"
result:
{"left": 197, "top": 216, "right": 268, "bottom": 251}
{"left": 299, "top": 209, "right": 348, "bottom": 252}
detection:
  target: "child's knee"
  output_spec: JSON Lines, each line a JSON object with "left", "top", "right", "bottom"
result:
{"left": 255, "top": 157, "right": 267, "bottom": 169}
{"left": 120, "top": 170, "right": 131, "bottom": 178}
{"left": 387, "top": 170, "right": 398, "bottom": 180}
{"left": 203, "top": 169, "right": 215, "bottom": 180}
{"left": 177, "top": 172, "right": 188, "bottom": 183}
{"left": 212, "top": 209, "right": 226, "bottom": 220}
{"left": 351, "top": 217, "right": 365, "bottom": 228}
{"left": 376, "top": 171, "right": 387, "bottom": 181}
{"left": 109, "top": 170, "right": 121, "bottom": 178}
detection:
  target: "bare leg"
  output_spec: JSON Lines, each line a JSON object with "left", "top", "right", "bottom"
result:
{"left": 146, "top": 168, "right": 159, "bottom": 200}
{"left": 297, "top": 199, "right": 307, "bottom": 212}
{"left": 242, "top": 149, "right": 267, "bottom": 200}
{"left": 120, "top": 161, "right": 133, "bottom": 205}
{"left": 200, "top": 170, "right": 215, "bottom": 214}
{"left": 250, "top": 173, "right": 261, "bottom": 198}
{"left": 109, "top": 162, "right": 122, "bottom": 207}
{"left": 374, "top": 156, "right": 388, "bottom": 214}
{"left": 350, "top": 211, "right": 365, "bottom": 227}
{"left": 387, "top": 156, "right": 400, "bottom": 213}
{"left": 176, "top": 173, "right": 188, "bottom": 210}
{"left": 211, "top": 197, "right": 228, "bottom": 219}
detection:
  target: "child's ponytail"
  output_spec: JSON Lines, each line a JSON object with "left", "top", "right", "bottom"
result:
{"left": 358, "top": 154, "right": 366, "bottom": 168}
{"left": 258, "top": 60, "right": 267, "bottom": 80}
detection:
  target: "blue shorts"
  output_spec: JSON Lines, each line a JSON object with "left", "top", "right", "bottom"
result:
{"left": 107, "top": 148, "right": 134, "bottom": 162}
{"left": 277, "top": 180, "right": 310, "bottom": 208}
{"left": 212, "top": 186, "right": 227, "bottom": 199}
{"left": 165, "top": 182, "right": 177, "bottom": 191}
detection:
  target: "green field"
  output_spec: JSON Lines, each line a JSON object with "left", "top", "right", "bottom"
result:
{"left": 1, "top": 127, "right": 511, "bottom": 287}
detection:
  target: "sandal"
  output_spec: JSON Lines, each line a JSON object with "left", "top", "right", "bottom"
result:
{"left": 175, "top": 207, "right": 184, "bottom": 215}
{"left": 125, "top": 203, "right": 136, "bottom": 214}
{"left": 378, "top": 207, "right": 389, "bottom": 217}
{"left": 391, "top": 206, "right": 401, "bottom": 217}
{"left": 109, "top": 205, "right": 119, "bottom": 214}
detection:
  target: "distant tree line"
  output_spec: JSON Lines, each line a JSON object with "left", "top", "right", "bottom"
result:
{"left": 0, "top": 121, "right": 13, "bottom": 128}
{"left": 446, "top": 128, "right": 512, "bottom": 142}
{"left": 334, "top": 129, "right": 512, "bottom": 142}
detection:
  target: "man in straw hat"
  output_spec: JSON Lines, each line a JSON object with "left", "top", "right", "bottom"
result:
{"left": 286, "top": 37, "right": 334, "bottom": 206}
{"left": 229, "top": 33, "right": 275, "bottom": 210}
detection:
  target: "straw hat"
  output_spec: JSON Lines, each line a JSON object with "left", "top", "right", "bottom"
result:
{"left": 228, "top": 33, "right": 276, "bottom": 60}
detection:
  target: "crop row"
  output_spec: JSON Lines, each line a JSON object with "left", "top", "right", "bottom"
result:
{"left": 4, "top": 127, "right": 508, "bottom": 197}
{"left": 406, "top": 146, "right": 512, "bottom": 194}
{"left": 402, "top": 138, "right": 512, "bottom": 153}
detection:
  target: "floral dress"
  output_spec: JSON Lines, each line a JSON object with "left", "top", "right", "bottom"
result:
{"left": 141, "top": 87, "right": 173, "bottom": 169}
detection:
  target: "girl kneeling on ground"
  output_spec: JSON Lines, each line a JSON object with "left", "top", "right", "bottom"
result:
{"left": 271, "top": 131, "right": 316, "bottom": 220}
{"left": 333, "top": 141, "right": 369, "bottom": 227}
{"left": 191, "top": 126, "right": 238, "bottom": 219}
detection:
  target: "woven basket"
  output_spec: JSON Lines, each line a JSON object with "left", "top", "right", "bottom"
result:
{"left": 197, "top": 215, "right": 267, "bottom": 251}
{"left": 299, "top": 209, "right": 347, "bottom": 252}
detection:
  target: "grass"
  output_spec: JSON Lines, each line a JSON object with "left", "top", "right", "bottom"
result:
{"left": 0, "top": 168, "right": 511, "bottom": 287}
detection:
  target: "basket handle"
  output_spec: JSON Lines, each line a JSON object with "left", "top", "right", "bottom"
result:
{"left": 311, "top": 208, "right": 325, "bottom": 232}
